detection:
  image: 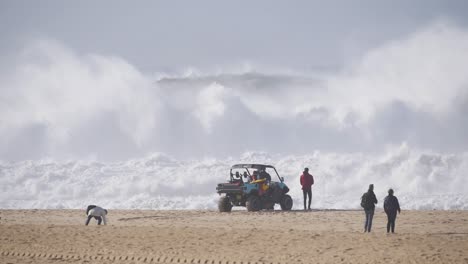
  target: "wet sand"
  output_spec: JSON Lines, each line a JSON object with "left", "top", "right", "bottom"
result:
{"left": 1, "top": 209, "right": 468, "bottom": 264}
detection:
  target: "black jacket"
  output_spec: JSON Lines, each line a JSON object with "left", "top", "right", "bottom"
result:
{"left": 365, "top": 191, "right": 378, "bottom": 210}
{"left": 384, "top": 195, "right": 401, "bottom": 214}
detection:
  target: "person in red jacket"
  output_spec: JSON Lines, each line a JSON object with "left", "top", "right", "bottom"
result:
{"left": 300, "top": 167, "right": 314, "bottom": 210}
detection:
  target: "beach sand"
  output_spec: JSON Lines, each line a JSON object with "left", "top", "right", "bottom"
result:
{"left": 1, "top": 209, "right": 467, "bottom": 264}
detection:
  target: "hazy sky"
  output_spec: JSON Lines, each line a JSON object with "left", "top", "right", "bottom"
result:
{"left": 2, "top": 0, "right": 467, "bottom": 72}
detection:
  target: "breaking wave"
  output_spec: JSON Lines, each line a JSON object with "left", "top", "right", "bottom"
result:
{"left": 1, "top": 21, "right": 468, "bottom": 210}
{"left": 1, "top": 145, "right": 467, "bottom": 210}
{"left": 1, "top": 21, "right": 468, "bottom": 160}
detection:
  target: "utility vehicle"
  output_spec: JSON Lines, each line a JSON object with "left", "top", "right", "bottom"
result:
{"left": 216, "top": 164, "right": 293, "bottom": 212}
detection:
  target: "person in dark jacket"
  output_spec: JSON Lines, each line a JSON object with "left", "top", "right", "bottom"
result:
{"left": 362, "top": 184, "right": 378, "bottom": 232}
{"left": 258, "top": 168, "right": 271, "bottom": 182}
{"left": 384, "top": 189, "right": 401, "bottom": 233}
{"left": 300, "top": 168, "right": 314, "bottom": 210}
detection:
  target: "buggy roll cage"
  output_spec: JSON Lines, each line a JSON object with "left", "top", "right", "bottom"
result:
{"left": 229, "top": 164, "right": 284, "bottom": 183}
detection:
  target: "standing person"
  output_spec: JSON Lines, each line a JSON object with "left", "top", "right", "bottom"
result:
{"left": 384, "top": 189, "right": 401, "bottom": 233}
{"left": 300, "top": 168, "right": 314, "bottom": 211}
{"left": 85, "top": 205, "right": 108, "bottom": 225}
{"left": 361, "top": 184, "right": 378, "bottom": 232}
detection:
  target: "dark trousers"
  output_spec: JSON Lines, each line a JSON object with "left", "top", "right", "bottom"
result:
{"left": 303, "top": 189, "right": 312, "bottom": 210}
{"left": 364, "top": 209, "right": 374, "bottom": 232}
{"left": 85, "top": 215, "right": 102, "bottom": 225}
{"left": 386, "top": 211, "right": 397, "bottom": 233}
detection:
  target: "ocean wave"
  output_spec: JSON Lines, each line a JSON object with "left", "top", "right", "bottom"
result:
{"left": 1, "top": 146, "right": 467, "bottom": 210}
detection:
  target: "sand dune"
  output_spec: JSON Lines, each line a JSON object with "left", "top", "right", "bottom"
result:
{"left": 1, "top": 209, "right": 468, "bottom": 264}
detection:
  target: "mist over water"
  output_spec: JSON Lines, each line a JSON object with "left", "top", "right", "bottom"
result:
{"left": 1, "top": 22, "right": 468, "bottom": 209}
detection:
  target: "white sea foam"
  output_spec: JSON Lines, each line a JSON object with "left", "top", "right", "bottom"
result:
{"left": 1, "top": 21, "right": 468, "bottom": 210}
{"left": 1, "top": 145, "right": 467, "bottom": 210}
{"left": 1, "top": 21, "right": 468, "bottom": 160}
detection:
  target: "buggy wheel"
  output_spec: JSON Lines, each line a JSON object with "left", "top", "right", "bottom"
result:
{"left": 280, "top": 194, "right": 293, "bottom": 211}
{"left": 246, "top": 195, "right": 262, "bottom": 212}
{"left": 218, "top": 196, "right": 233, "bottom": 212}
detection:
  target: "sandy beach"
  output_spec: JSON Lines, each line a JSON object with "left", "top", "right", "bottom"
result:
{"left": 1, "top": 209, "right": 467, "bottom": 264}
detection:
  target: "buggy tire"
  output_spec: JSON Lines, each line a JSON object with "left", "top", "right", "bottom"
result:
{"left": 246, "top": 196, "right": 262, "bottom": 212}
{"left": 218, "top": 196, "right": 233, "bottom": 212}
{"left": 280, "top": 194, "right": 293, "bottom": 211}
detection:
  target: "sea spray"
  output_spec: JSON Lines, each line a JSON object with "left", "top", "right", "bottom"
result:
{"left": 1, "top": 147, "right": 467, "bottom": 210}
